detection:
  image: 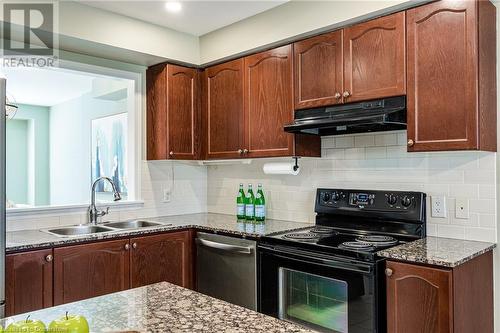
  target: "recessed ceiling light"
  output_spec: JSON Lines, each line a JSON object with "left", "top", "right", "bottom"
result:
{"left": 165, "top": 1, "right": 182, "bottom": 13}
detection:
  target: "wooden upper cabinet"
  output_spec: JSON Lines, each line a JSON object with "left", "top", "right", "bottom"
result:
{"left": 243, "top": 45, "right": 295, "bottom": 158}
{"left": 406, "top": 0, "right": 496, "bottom": 152}
{"left": 167, "top": 65, "right": 200, "bottom": 159}
{"left": 147, "top": 64, "right": 200, "bottom": 160}
{"left": 130, "top": 231, "right": 193, "bottom": 289}
{"left": 6, "top": 249, "right": 53, "bottom": 316}
{"left": 294, "top": 31, "right": 343, "bottom": 109}
{"left": 147, "top": 64, "right": 168, "bottom": 160}
{"left": 386, "top": 261, "right": 453, "bottom": 333}
{"left": 343, "top": 12, "right": 406, "bottom": 103}
{"left": 53, "top": 239, "right": 130, "bottom": 305}
{"left": 204, "top": 59, "right": 245, "bottom": 159}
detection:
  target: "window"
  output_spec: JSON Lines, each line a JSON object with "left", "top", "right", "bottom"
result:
{"left": 3, "top": 60, "right": 141, "bottom": 211}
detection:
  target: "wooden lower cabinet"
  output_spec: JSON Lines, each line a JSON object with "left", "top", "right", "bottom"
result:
{"left": 6, "top": 249, "right": 53, "bottom": 316}
{"left": 130, "top": 231, "right": 193, "bottom": 289}
{"left": 386, "top": 251, "right": 493, "bottom": 333}
{"left": 53, "top": 239, "right": 130, "bottom": 305}
{"left": 6, "top": 231, "right": 195, "bottom": 312}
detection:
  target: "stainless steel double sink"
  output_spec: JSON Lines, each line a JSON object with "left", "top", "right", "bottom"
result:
{"left": 43, "top": 220, "right": 171, "bottom": 237}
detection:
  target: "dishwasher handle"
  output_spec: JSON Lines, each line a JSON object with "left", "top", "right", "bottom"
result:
{"left": 196, "top": 238, "right": 253, "bottom": 254}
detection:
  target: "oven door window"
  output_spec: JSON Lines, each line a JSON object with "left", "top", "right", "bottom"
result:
{"left": 279, "top": 268, "right": 348, "bottom": 333}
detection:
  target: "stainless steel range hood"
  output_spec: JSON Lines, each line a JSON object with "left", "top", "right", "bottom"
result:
{"left": 284, "top": 96, "right": 406, "bottom": 136}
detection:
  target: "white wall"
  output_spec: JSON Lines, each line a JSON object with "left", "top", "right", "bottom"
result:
{"left": 49, "top": 97, "right": 85, "bottom": 204}
{"left": 208, "top": 131, "right": 497, "bottom": 243}
{"left": 49, "top": 91, "right": 127, "bottom": 205}
{"left": 199, "top": 0, "right": 412, "bottom": 64}
{"left": 58, "top": 2, "right": 200, "bottom": 65}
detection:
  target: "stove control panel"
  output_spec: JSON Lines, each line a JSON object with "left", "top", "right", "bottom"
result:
{"left": 317, "top": 188, "right": 426, "bottom": 215}
{"left": 349, "top": 193, "right": 375, "bottom": 206}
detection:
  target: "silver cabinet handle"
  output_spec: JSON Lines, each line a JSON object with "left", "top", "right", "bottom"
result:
{"left": 343, "top": 91, "right": 351, "bottom": 98}
{"left": 169, "top": 151, "right": 174, "bottom": 156}
{"left": 132, "top": 242, "right": 137, "bottom": 249}
{"left": 124, "top": 243, "right": 130, "bottom": 250}
{"left": 238, "top": 149, "right": 243, "bottom": 154}
{"left": 243, "top": 149, "right": 249, "bottom": 154}
{"left": 334, "top": 92, "right": 341, "bottom": 99}
{"left": 196, "top": 238, "right": 253, "bottom": 254}
{"left": 407, "top": 139, "right": 415, "bottom": 147}
{"left": 385, "top": 268, "right": 393, "bottom": 277}
{"left": 45, "top": 254, "right": 53, "bottom": 262}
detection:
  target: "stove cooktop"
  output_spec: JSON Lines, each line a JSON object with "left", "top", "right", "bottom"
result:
{"left": 261, "top": 188, "right": 426, "bottom": 262}
{"left": 262, "top": 226, "right": 407, "bottom": 262}
{"left": 271, "top": 226, "right": 400, "bottom": 252}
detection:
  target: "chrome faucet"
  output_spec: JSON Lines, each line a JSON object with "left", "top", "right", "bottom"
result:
{"left": 89, "top": 177, "right": 122, "bottom": 225}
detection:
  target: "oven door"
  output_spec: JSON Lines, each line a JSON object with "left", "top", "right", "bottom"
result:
{"left": 258, "top": 244, "right": 384, "bottom": 333}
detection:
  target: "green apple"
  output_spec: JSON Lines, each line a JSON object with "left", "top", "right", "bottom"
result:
{"left": 5, "top": 315, "right": 46, "bottom": 332}
{"left": 48, "top": 312, "right": 88, "bottom": 333}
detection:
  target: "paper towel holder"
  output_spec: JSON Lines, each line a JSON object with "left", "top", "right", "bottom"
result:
{"left": 293, "top": 157, "right": 299, "bottom": 172}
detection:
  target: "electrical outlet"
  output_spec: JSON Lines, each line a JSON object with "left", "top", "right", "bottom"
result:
{"left": 455, "top": 198, "right": 469, "bottom": 219}
{"left": 431, "top": 195, "right": 447, "bottom": 218}
{"left": 162, "top": 187, "right": 171, "bottom": 203}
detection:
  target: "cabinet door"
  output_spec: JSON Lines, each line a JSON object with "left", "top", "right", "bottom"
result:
{"left": 407, "top": 0, "right": 478, "bottom": 151}
{"left": 343, "top": 12, "right": 405, "bottom": 102}
{"left": 204, "top": 59, "right": 245, "bottom": 159}
{"left": 294, "top": 30, "right": 343, "bottom": 109}
{"left": 167, "top": 64, "right": 200, "bottom": 160}
{"left": 130, "top": 231, "right": 193, "bottom": 289}
{"left": 6, "top": 249, "right": 53, "bottom": 316}
{"left": 146, "top": 64, "right": 168, "bottom": 160}
{"left": 386, "top": 261, "right": 453, "bottom": 333}
{"left": 243, "top": 45, "right": 294, "bottom": 158}
{"left": 53, "top": 240, "right": 130, "bottom": 305}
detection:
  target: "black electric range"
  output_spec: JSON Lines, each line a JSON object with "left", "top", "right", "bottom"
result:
{"left": 258, "top": 188, "right": 426, "bottom": 333}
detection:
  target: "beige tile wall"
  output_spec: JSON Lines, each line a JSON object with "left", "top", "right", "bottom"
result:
{"left": 207, "top": 130, "right": 497, "bottom": 242}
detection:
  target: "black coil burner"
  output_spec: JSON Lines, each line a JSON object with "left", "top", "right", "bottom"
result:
{"left": 283, "top": 233, "right": 319, "bottom": 241}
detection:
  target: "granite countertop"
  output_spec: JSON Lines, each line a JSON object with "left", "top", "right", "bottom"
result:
{"left": 377, "top": 236, "right": 496, "bottom": 267}
{"left": 6, "top": 213, "right": 312, "bottom": 253}
{"left": 0, "top": 282, "right": 313, "bottom": 333}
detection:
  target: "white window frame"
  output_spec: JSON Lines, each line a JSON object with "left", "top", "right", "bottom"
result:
{"left": 7, "top": 58, "right": 145, "bottom": 219}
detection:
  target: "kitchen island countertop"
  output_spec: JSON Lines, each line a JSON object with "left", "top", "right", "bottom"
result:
{"left": 377, "top": 236, "right": 496, "bottom": 267}
{"left": 6, "top": 213, "right": 312, "bottom": 253}
{"left": 0, "top": 281, "right": 314, "bottom": 333}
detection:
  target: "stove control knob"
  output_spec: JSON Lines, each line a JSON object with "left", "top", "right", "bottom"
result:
{"left": 387, "top": 194, "right": 397, "bottom": 205}
{"left": 401, "top": 196, "right": 412, "bottom": 207}
{"left": 322, "top": 193, "right": 331, "bottom": 202}
{"left": 331, "top": 191, "right": 340, "bottom": 201}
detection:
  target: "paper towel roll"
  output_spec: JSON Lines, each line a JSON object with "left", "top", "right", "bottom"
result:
{"left": 263, "top": 162, "right": 300, "bottom": 175}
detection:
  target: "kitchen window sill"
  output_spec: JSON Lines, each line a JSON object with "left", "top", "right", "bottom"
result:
{"left": 6, "top": 200, "right": 145, "bottom": 219}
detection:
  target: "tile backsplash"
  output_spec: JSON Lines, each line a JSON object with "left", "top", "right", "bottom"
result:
{"left": 7, "top": 130, "right": 496, "bottom": 243}
{"left": 207, "top": 130, "right": 497, "bottom": 243}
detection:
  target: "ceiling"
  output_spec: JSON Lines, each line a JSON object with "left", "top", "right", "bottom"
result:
{"left": 2, "top": 67, "right": 94, "bottom": 106}
{"left": 81, "top": 1, "right": 287, "bottom": 36}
